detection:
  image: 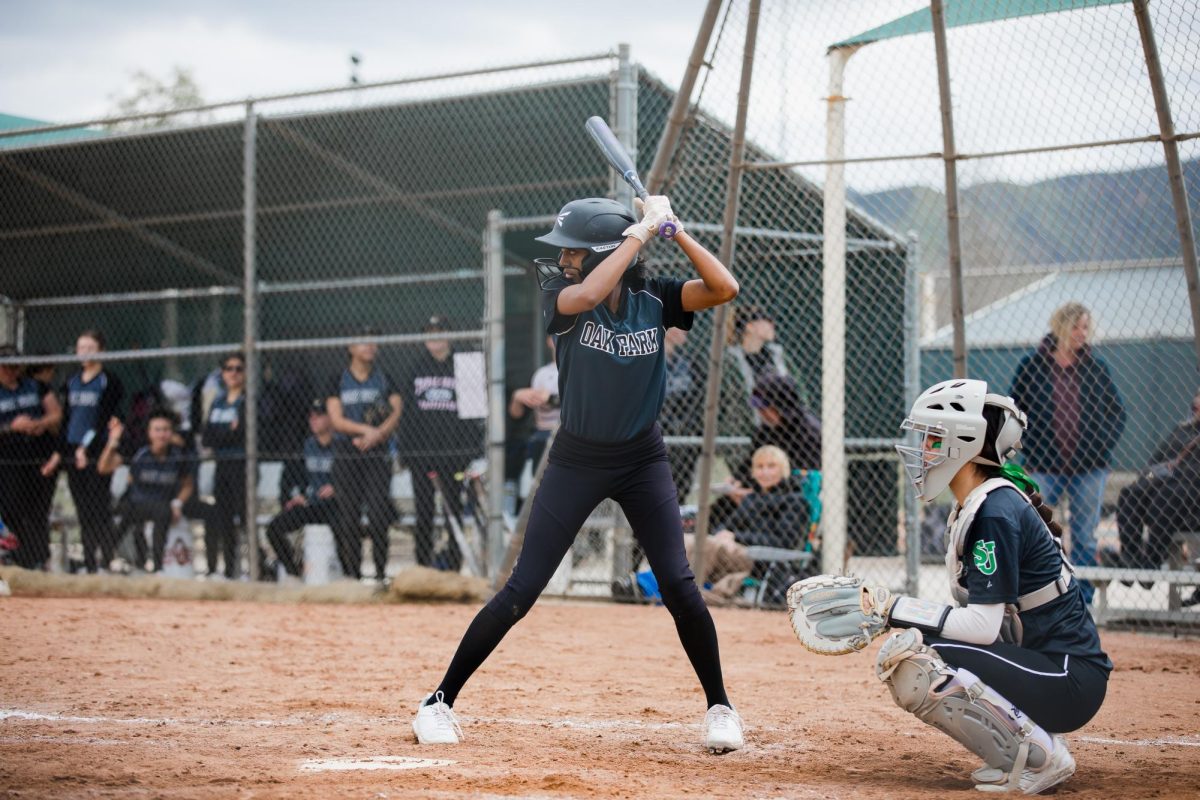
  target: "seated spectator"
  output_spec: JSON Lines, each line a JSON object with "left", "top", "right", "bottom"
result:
{"left": 711, "top": 374, "right": 822, "bottom": 531}
{"left": 98, "top": 411, "right": 194, "bottom": 573}
{"left": 265, "top": 399, "right": 338, "bottom": 581}
{"left": 1113, "top": 387, "right": 1200, "bottom": 581}
{"left": 685, "top": 445, "right": 811, "bottom": 602}
{"left": 508, "top": 336, "right": 559, "bottom": 483}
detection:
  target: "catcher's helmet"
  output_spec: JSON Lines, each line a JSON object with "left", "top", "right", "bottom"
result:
{"left": 533, "top": 198, "right": 635, "bottom": 288}
{"left": 894, "top": 379, "right": 1027, "bottom": 502}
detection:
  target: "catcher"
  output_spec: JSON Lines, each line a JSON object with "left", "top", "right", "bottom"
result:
{"left": 788, "top": 379, "right": 1110, "bottom": 794}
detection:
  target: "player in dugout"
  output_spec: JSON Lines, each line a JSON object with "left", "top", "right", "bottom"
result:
{"left": 787, "top": 379, "right": 1110, "bottom": 794}
{"left": 411, "top": 194, "right": 746, "bottom": 753}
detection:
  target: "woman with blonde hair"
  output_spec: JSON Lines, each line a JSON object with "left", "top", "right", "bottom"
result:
{"left": 687, "top": 444, "right": 811, "bottom": 601}
{"left": 1010, "top": 302, "right": 1125, "bottom": 603}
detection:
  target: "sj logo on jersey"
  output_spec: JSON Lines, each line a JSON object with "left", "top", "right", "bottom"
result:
{"left": 972, "top": 540, "right": 998, "bottom": 576}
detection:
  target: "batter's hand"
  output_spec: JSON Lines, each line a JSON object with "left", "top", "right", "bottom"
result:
{"left": 625, "top": 195, "right": 673, "bottom": 243}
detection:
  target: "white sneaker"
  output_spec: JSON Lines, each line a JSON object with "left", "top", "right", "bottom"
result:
{"left": 975, "top": 735, "right": 1076, "bottom": 795}
{"left": 703, "top": 704, "right": 743, "bottom": 753}
{"left": 412, "top": 691, "right": 462, "bottom": 745}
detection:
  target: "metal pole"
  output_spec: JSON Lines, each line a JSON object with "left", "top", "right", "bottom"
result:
{"left": 903, "top": 233, "right": 922, "bottom": 597}
{"left": 484, "top": 210, "right": 507, "bottom": 579}
{"left": 1133, "top": 0, "right": 1200, "bottom": 370}
{"left": 15, "top": 305, "right": 26, "bottom": 353}
{"left": 691, "top": 0, "right": 761, "bottom": 586}
{"left": 930, "top": 0, "right": 967, "bottom": 379}
{"left": 645, "top": 0, "right": 724, "bottom": 193}
{"left": 242, "top": 101, "right": 261, "bottom": 582}
{"left": 821, "top": 44, "right": 856, "bottom": 577}
{"left": 613, "top": 43, "right": 638, "bottom": 208}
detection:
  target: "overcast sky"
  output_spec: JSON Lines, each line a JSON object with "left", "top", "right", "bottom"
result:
{"left": 0, "top": 0, "right": 709, "bottom": 122}
{"left": 2, "top": 1, "right": 1195, "bottom": 192}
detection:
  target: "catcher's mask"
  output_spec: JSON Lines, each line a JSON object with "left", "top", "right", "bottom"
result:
{"left": 895, "top": 379, "right": 1027, "bottom": 502}
{"left": 534, "top": 197, "right": 636, "bottom": 289}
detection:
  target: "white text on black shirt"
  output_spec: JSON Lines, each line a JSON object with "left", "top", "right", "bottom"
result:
{"left": 580, "top": 322, "right": 659, "bottom": 357}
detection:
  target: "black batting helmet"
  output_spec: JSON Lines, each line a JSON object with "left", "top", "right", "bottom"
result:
{"left": 533, "top": 198, "right": 636, "bottom": 288}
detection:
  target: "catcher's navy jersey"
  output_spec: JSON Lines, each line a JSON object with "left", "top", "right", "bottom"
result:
{"left": 542, "top": 275, "right": 693, "bottom": 442}
{"left": 961, "top": 485, "right": 1112, "bottom": 672}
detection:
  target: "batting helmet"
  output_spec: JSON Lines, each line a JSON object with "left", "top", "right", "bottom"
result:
{"left": 533, "top": 198, "right": 636, "bottom": 288}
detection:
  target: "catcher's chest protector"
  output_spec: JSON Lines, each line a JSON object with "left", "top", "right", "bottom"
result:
{"left": 944, "top": 479, "right": 1072, "bottom": 615}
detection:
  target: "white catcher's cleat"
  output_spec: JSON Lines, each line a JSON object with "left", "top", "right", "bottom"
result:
{"left": 703, "top": 704, "right": 743, "bottom": 754}
{"left": 975, "top": 735, "right": 1076, "bottom": 795}
{"left": 412, "top": 691, "right": 463, "bottom": 745}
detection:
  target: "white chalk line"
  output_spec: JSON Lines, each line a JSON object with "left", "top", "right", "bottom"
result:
{"left": 6, "top": 708, "right": 1197, "bottom": 750}
{"left": 299, "top": 756, "right": 455, "bottom": 772}
{"left": 1078, "top": 735, "right": 1200, "bottom": 748}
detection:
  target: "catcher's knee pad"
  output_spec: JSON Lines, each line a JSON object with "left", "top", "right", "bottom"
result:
{"left": 876, "top": 631, "right": 1047, "bottom": 777}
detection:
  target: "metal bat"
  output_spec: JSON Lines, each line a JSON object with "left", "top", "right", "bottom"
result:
{"left": 584, "top": 116, "right": 677, "bottom": 239}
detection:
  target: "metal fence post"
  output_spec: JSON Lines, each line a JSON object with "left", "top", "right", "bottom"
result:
{"left": 930, "top": 0, "right": 967, "bottom": 380}
{"left": 692, "top": 0, "right": 761, "bottom": 585}
{"left": 903, "top": 232, "right": 922, "bottom": 597}
{"left": 485, "top": 210, "right": 506, "bottom": 579}
{"left": 242, "top": 101, "right": 261, "bottom": 582}
{"left": 613, "top": 43, "right": 638, "bottom": 209}
{"left": 1132, "top": 0, "right": 1200, "bottom": 373}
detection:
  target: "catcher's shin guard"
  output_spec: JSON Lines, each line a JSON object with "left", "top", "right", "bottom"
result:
{"left": 875, "top": 630, "right": 1052, "bottom": 793}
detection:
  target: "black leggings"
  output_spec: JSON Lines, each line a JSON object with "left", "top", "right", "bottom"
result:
{"left": 433, "top": 425, "right": 730, "bottom": 709}
{"left": 68, "top": 465, "right": 114, "bottom": 573}
{"left": 928, "top": 638, "right": 1109, "bottom": 733}
{"left": 333, "top": 453, "right": 395, "bottom": 580}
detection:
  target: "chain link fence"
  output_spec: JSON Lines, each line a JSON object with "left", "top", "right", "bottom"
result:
{"left": 2, "top": 1, "right": 1199, "bottom": 631}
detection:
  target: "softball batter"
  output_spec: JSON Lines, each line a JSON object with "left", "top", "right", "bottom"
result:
{"left": 789, "top": 379, "right": 1110, "bottom": 794}
{"left": 412, "top": 194, "right": 745, "bottom": 753}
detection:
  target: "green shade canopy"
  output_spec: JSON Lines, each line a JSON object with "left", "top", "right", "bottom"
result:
{"left": 0, "top": 112, "right": 105, "bottom": 150}
{"left": 830, "top": 0, "right": 1130, "bottom": 51}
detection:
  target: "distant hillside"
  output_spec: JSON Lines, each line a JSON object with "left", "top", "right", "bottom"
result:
{"left": 849, "top": 158, "right": 1200, "bottom": 274}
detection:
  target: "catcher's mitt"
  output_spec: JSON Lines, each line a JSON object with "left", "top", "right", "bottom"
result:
{"left": 786, "top": 574, "right": 892, "bottom": 655}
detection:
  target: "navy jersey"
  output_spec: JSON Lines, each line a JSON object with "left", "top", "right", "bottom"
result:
{"left": 128, "top": 445, "right": 188, "bottom": 504}
{"left": 961, "top": 485, "right": 1112, "bottom": 672}
{"left": 65, "top": 372, "right": 105, "bottom": 446}
{"left": 0, "top": 378, "right": 50, "bottom": 462}
{"left": 203, "top": 390, "right": 245, "bottom": 457}
{"left": 327, "top": 367, "right": 397, "bottom": 453}
{"left": 542, "top": 275, "right": 693, "bottom": 442}
{"left": 302, "top": 435, "right": 334, "bottom": 499}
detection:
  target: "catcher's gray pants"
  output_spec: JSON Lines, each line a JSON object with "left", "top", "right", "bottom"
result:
{"left": 928, "top": 638, "right": 1108, "bottom": 732}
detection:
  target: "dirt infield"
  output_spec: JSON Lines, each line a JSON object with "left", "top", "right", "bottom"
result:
{"left": 2, "top": 595, "right": 1198, "bottom": 799}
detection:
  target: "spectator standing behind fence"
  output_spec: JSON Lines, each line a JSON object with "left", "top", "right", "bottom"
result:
{"left": 1112, "top": 387, "right": 1200, "bottom": 581}
{"left": 1010, "top": 302, "right": 1126, "bottom": 604}
{"left": 326, "top": 329, "right": 401, "bottom": 583}
{"left": 24, "top": 361, "right": 61, "bottom": 565}
{"left": 98, "top": 411, "right": 193, "bottom": 573}
{"left": 265, "top": 399, "right": 338, "bottom": 582}
{"left": 508, "top": 336, "right": 559, "bottom": 486}
{"left": 400, "top": 315, "right": 483, "bottom": 572}
{"left": 42, "top": 331, "right": 123, "bottom": 574}
{"left": 0, "top": 346, "right": 62, "bottom": 570}
{"left": 198, "top": 353, "right": 247, "bottom": 580}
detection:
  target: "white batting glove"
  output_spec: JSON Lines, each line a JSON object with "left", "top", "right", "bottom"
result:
{"left": 624, "top": 195, "right": 674, "bottom": 243}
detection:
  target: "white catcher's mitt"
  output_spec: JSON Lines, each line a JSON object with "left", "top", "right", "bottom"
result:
{"left": 786, "top": 574, "right": 893, "bottom": 655}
